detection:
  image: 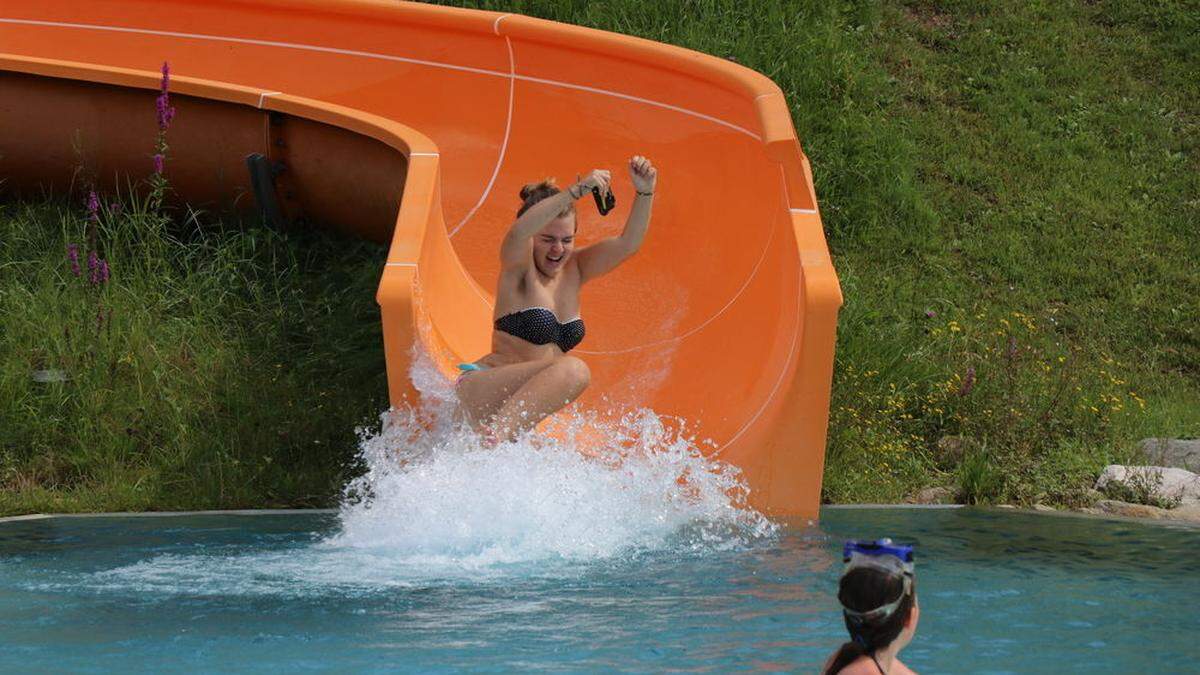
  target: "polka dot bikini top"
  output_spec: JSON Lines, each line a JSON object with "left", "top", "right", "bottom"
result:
{"left": 494, "top": 307, "right": 586, "bottom": 353}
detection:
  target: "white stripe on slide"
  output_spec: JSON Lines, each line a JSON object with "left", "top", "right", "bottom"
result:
{"left": 0, "top": 18, "right": 510, "bottom": 78}
{"left": 0, "top": 18, "right": 758, "bottom": 140}
{"left": 449, "top": 34, "right": 515, "bottom": 238}
{"left": 513, "top": 73, "right": 760, "bottom": 140}
{"left": 492, "top": 14, "right": 511, "bottom": 36}
{"left": 714, "top": 270, "right": 803, "bottom": 454}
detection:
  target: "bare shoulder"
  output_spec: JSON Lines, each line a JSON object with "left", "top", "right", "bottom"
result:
{"left": 837, "top": 657, "right": 885, "bottom": 674}
{"left": 893, "top": 659, "right": 917, "bottom": 675}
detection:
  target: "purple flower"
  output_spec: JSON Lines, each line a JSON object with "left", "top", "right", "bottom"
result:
{"left": 156, "top": 63, "right": 175, "bottom": 129}
{"left": 88, "top": 250, "right": 99, "bottom": 285}
{"left": 155, "top": 92, "right": 176, "bottom": 131}
{"left": 110, "top": 203, "right": 122, "bottom": 217}
{"left": 67, "top": 243, "right": 81, "bottom": 277}
{"left": 957, "top": 365, "right": 976, "bottom": 397}
{"left": 86, "top": 190, "right": 100, "bottom": 222}
{"left": 153, "top": 153, "right": 165, "bottom": 175}
{"left": 98, "top": 259, "right": 110, "bottom": 285}
{"left": 924, "top": 309, "right": 937, "bottom": 319}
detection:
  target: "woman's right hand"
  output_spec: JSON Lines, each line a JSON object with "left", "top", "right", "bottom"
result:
{"left": 574, "top": 169, "right": 611, "bottom": 197}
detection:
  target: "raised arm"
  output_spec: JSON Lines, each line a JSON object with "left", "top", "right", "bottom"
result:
{"left": 577, "top": 156, "right": 658, "bottom": 283}
{"left": 501, "top": 170, "right": 611, "bottom": 269}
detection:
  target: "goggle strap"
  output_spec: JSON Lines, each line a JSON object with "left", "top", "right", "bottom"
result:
{"left": 840, "top": 575, "right": 912, "bottom": 622}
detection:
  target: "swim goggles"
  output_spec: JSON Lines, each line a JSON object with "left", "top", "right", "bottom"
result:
{"left": 840, "top": 538, "right": 915, "bottom": 622}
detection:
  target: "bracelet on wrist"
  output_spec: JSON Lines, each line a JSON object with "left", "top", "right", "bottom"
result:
{"left": 636, "top": 190, "right": 654, "bottom": 197}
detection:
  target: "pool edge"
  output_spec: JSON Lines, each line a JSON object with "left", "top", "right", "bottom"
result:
{"left": 0, "top": 509, "right": 338, "bottom": 523}
{"left": 823, "top": 504, "right": 1200, "bottom": 529}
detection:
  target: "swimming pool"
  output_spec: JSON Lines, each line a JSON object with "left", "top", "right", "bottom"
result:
{"left": 1, "top": 507, "right": 1196, "bottom": 672}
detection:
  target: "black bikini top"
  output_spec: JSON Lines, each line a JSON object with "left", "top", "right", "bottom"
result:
{"left": 494, "top": 307, "right": 586, "bottom": 353}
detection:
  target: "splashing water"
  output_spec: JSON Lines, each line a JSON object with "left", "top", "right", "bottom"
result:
{"left": 328, "top": 355, "right": 778, "bottom": 572}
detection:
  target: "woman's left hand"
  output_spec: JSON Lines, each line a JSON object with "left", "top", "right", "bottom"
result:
{"left": 629, "top": 155, "right": 657, "bottom": 193}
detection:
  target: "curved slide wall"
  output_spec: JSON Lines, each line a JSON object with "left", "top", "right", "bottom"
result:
{"left": 0, "top": 1, "right": 842, "bottom": 518}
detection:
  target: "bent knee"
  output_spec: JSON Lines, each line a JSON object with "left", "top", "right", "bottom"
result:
{"left": 557, "top": 356, "right": 591, "bottom": 389}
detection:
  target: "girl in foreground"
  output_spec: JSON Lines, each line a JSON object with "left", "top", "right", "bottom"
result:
{"left": 455, "top": 156, "right": 658, "bottom": 442}
{"left": 823, "top": 539, "right": 920, "bottom": 674}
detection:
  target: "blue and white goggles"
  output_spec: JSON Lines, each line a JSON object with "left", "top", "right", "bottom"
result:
{"left": 840, "top": 538, "right": 915, "bottom": 621}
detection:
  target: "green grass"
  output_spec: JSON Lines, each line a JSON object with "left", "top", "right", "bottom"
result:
{"left": 2, "top": 0, "right": 1197, "bottom": 513}
{"left": 440, "top": 0, "right": 1200, "bottom": 505}
{"left": 0, "top": 191, "right": 389, "bottom": 516}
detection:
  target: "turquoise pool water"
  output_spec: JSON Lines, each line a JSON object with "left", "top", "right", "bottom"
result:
{"left": 1, "top": 507, "right": 1197, "bottom": 673}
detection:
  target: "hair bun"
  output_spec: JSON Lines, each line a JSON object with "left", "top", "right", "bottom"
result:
{"left": 515, "top": 177, "right": 570, "bottom": 218}
{"left": 520, "top": 177, "right": 557, "bottom": 201}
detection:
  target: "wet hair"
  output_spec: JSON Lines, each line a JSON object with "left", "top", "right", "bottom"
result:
{"left": 824, "top": 567, "right": 916, "bottom": 674}
{"left": 517, "top": 177, "right": 576, "bottom": 220}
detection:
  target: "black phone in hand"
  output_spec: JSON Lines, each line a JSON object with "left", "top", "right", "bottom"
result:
{"left": 592, "top": 186, "right": 616, "bottom": 215}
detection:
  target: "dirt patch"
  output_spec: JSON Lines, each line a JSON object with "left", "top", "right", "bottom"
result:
{"left": 903, "top": 4, "right": 955, "bottom": 32}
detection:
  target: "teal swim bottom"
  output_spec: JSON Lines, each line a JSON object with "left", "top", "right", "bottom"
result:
{"left": 456, "top": 362, "right": 488, "bottom": 385}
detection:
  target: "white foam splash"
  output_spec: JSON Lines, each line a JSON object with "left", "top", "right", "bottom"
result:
{"left": 325, "top": 348, "right": 775, "bottom": 567}
{"left": 332, "top": 397, "right": 773, "bottom": 564}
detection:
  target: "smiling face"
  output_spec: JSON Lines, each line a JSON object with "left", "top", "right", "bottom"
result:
{"left": 532, "top": 214, "right": 577, "bottom": 277}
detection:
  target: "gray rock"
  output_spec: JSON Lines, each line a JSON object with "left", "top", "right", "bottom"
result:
{"left": 1140, "top": 438, "right": 1200, "bottom": 472}
{"left": 1174, "top": 504, "right": 1200, "bottom": 523}
{"left": 1090, "top": 500, "right": 1200, "bottom": 524}
{"left": 1033, "top": 504, "right": 1055, "bottom": 512}
{"left": 1092, "top": 499, "right": 1169, "bottom": 520}
{"left": 909, "top": 487, "right": 954, "bottom": 504}
{"left": 1096, "top": 465, "right": 1200, "bottom": 505}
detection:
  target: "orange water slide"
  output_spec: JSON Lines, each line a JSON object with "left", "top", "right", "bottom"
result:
{"left": 0, "top": 1, "right": 842, "bottom": 518}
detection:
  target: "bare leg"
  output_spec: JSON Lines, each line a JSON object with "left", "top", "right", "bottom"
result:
{"left": 456, "top": 359, "right": 558, "bottom": 431}
{"left": 491, "top": 356, "right": 590, "bottom": 440}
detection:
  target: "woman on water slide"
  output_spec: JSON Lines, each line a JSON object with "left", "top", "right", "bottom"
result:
{"left": 455, "top": 155, "right": 658, "bottom": 442}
